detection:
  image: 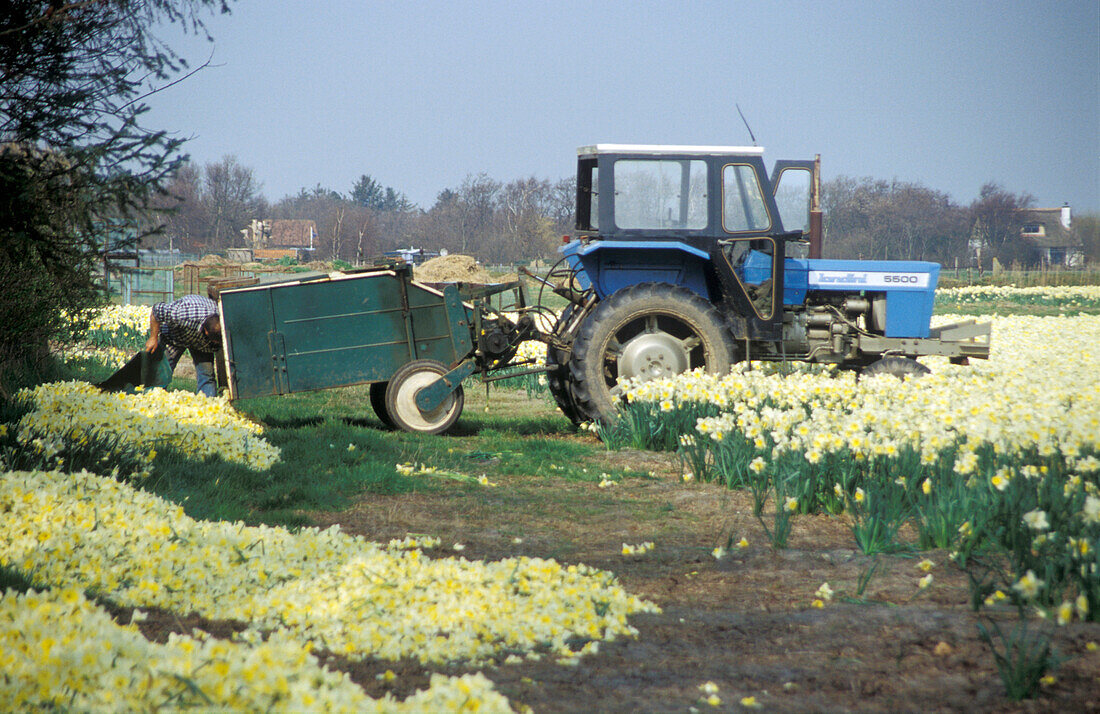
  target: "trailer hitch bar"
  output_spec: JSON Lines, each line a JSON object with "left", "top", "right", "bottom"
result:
{"left": 415, "top": 358, "right": 479, "bottom": 413}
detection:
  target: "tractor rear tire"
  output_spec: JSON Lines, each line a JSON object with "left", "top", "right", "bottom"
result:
{"left": 568, "top": 283, "right": 736, "bottom": 424}
{"left": 546, "top": 304, "right": 585, "bottom": 425}
{"left": 384, "top": 359, "right": 464, "bottom": 434}
{"left": 861, "top": 356, "right": 931, "bottom": 380}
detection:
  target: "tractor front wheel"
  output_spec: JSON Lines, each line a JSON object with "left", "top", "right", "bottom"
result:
{"left": 568, "top": 283, "right": 736, "bottom": 424}
{"left": 861, "top": 356, "right": 931, "bottom": 380}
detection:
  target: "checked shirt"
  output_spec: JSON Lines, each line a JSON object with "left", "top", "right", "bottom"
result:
{"left": 152, "top": 295, "right": 219, "bottom": 367}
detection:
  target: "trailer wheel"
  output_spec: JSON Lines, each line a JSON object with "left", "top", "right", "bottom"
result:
{"left": 384, "top": 360, "right": 464, "bottom": 434}
{"left": 546, "top": 304, "right": 584, "bottom": 425}
{"left": 861, "top": 356, "right": 931, "bottom": 380}
{"left": 370, "top": 382, "right": 395, "bottom": 428}
{"left": 569, "top": 283, "right": 736, "bottom": 424}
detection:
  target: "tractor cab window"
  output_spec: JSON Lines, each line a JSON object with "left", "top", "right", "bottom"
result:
{"left": 722, "top": 164, "right": 771, "bottom": 233}
{"left": 722, "top": 237, "right": 775, "bottom": 319}
{"left": 773, "top": 167, "right": 812, "bottom": 233}
{"left": 613, "top": 159, "right": 707, "bottom": 230}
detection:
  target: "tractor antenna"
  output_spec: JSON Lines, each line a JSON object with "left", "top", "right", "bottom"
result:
{"left": 736, "top": 104, "right": 758, "bottom": 146}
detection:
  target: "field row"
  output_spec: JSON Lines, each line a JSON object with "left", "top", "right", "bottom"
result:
{"left": 604, "top": 314, "right": 1099, "bottom": 621}
{"left": 935, "top": 284, "right": 1100, "bottom": 309}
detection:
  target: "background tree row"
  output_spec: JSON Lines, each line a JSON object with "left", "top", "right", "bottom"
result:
{"left": 147, "top": 155, "right": 1097, "bottom": 269}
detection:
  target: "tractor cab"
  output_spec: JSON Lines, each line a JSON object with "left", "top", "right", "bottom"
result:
{"left": 574, "top": 144, "right": 815, "bottom": 242}
{"left": 568, "top": 144, "right": 819, "bottom": 340}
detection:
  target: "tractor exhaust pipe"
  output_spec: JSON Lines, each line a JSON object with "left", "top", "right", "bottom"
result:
{"left": 808, "top": 154, "right": 823, "bottom": 259}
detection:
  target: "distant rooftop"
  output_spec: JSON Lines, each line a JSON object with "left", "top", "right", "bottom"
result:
{"left": 1018, "top": 207, "right": 1076, "bottom": 249}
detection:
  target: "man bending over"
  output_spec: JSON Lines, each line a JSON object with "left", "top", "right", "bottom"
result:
{"left": 145, "top": 294, "right": 222, "bottom": 397}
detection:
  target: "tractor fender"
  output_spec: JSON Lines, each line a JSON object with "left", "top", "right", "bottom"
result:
{"left": 564, "top": 240, "right": 714, "bottom": 302}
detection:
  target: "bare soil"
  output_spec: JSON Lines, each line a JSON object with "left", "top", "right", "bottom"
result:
{"left": 304, "top": 456, "right": 1100, "bottom": 713}
{"left": 121, "top": 441, "right": 1100, "bottom": 713}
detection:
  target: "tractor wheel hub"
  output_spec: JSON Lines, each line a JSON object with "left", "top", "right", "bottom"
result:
{"left": 619, "top": 332, "right": 689, "bottom": 381}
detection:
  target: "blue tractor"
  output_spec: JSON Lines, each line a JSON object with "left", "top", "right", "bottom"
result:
{"left": 541, "top": 144, "right": 991, "bottom": 424}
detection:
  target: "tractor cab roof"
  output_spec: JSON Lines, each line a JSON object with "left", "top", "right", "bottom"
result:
{"left": 578, "top": 144, "right": 765, "bottom": 158}
{"left": 575, "top": 144, "right": 804, "bottom": 241}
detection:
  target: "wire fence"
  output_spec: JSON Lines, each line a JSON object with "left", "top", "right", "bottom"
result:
{"left": 941, "top": 265, "right": 1100, "bottom": 287}
{"left": 104, "top": 265, "right": 175, "bottom": 305}
{"left": 103, "top": 251, "right": 330, "bottom": 305}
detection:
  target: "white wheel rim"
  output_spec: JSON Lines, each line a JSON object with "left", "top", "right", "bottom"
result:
{"left": 392, "top": 370, "right": 458, "bottom": 431}
{"left": 618, "top": 330, "right": 691, "bottom": 381}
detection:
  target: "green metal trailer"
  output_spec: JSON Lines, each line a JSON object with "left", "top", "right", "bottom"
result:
{"left": 216, "top": 261, "right": 540, "bottom": 433}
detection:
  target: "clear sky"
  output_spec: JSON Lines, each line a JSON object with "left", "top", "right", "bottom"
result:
{"left": 146, "top": 1, "right": 1100, "bottom": 213}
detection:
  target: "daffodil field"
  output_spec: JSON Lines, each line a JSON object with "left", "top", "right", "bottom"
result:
{"left": 936, "top": 284, "right": 1100, "bottom": 311}
{"left": 15, "top": 381, "right": 281, "bottom": 471}
{"left": 0, "top": 469, "right": 656, "bottom": 710}
{"left": 1, "top": 305, "right": 657, "bottom": 711}
{"left": 1, "top": 586, "right": 513, "bottom": 712}
{"left": 57, "top": 304, "right": 151, "bottom": 369}
{"left": 4, "top": 291, "right": 1100, "bottom": 709}
{"left": 611, "top": 313, "right": 1100, "bottom": 623}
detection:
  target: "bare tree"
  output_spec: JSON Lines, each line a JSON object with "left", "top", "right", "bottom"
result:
{"left": 146, "top": 162, "right": 204, "bottom": 251}
{"left": 550, "top": 176, "right": 577, "bottom": 231}
{"left": 204, "top": 155, "right": 264, "bottom": 249}
{"left": 500, "top": 177, "right": 558, "bottom": 262}
{"left": 822, "top": 176, "right": 966, "bottom": 263}
{"left": 457, "top": 173, "right": 501, "bottom": 254}
{"left": 1075, "top": 213, "right": 1100, "bottom": 265}
{"left": 329, "top": 203, "right": 346, "bottom": 261}
{"left": 424, "top": 188, "right": 464, "bottom": 255}
{"left": 969, "top": 183, "right": 1036, "bottom": 267}
{"left": 352, "top": 205, "right": 377, "bottom": 265}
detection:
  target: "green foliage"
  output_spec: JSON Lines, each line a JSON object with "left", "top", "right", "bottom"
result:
{"left": 0, "top": 1, "right": 233, "bottom": 391}
{"left": 0, "top": 396, "right": 150, "bottom": 478}
{"left": 977, "top": 618, "right": 1062, "bottom": 700}
{"left": 134, "top": 412, "right": 620, "bottom": 527}
{"left": 936, "top": 288, "right": 1100, "bottom": 312}
{"left": 141, "top": 422, "right": 412, "bottom": 526}
{"left": 598, "top": 400, "right": 722, "bottom": 452}
{"left": 349, "top": 174, "right": 411, "bottom": 212}
{"left": 854, "top": 556, "right": 882, "bottom": 599}
{"left": 756, "top": 471, "right": 795, "bottom": 549}
{"left": 468, "top": 368, "right": 552, "bottom": 402}
{"left": 81, "top": 322, "right": 147, "bottom": 353}
{"left": 0, "top": 565, "right": 34, "bottom": 594}
{"left": 911, "top": 459, "right": 979, "bottom": 550}
{"left": 849, "top": 479, "right": 912, "bottom": 555}
{"left": 118, "top": 385, "right": 604, "bottom": 525}
{"left": 0, "top": 146, "right": 106, "bottom": 390}
{"left": 965, "top": 456, "right": 1100, "bottom": 616}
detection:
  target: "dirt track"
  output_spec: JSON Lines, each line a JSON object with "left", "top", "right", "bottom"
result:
{"left": 298, "top": 451, "right": 1100, "bottom": 713}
